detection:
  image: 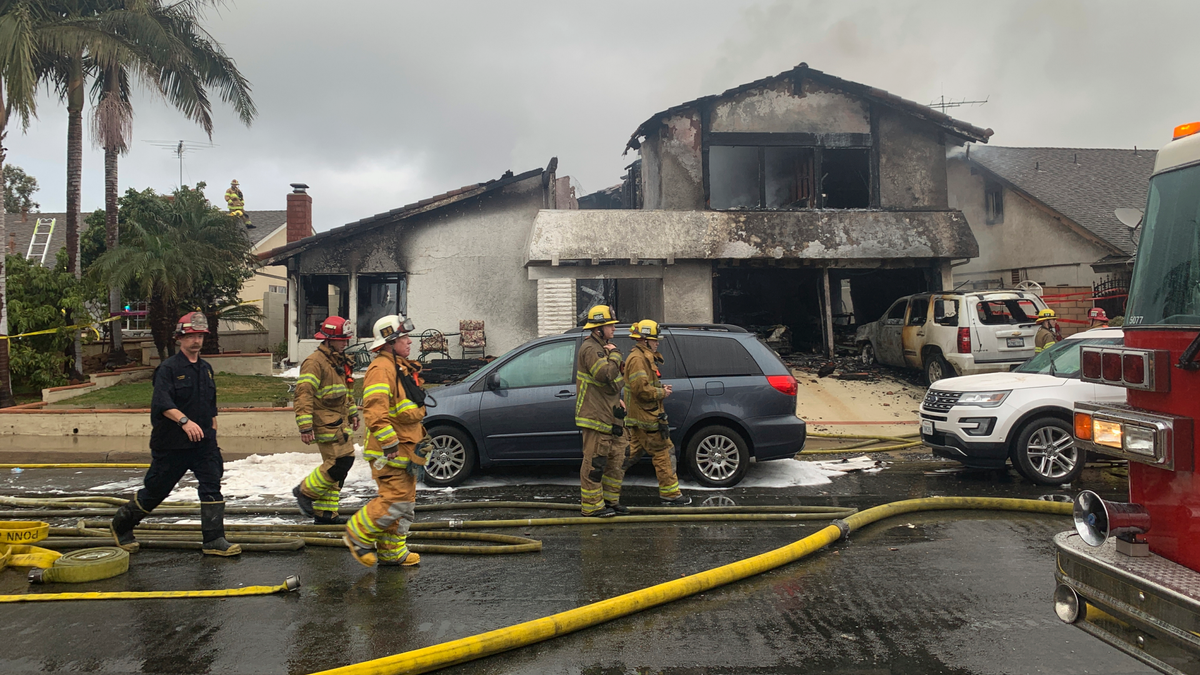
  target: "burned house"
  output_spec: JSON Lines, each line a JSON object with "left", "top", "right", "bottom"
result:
{"left": 529, "top": 63, "right": 989, "bottom": 353}
{"left": 260, "top": 162, "right": 568, "bottom": 365}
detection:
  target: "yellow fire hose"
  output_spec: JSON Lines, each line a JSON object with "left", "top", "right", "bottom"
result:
{"left": 0, "top": 463, "right": 150, "bottom": 469}
{"left": 1, "top": 520, "right": 49, "bottom": 544}
{"left": 0, "top": 575, "right": 301, "bottom": 603}
{"left": 27, "top": 547, "right": 129, "bottom": 584}
{"left": 0, "top": 544, "right": 61, "bottom": 570}
{"left": 308, "top": 497, "right": 1071, "bottom": 675}
{"left": 800, "top": 431, "right": 924, "bottom": 455}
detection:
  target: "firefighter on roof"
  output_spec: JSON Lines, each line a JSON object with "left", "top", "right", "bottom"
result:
{"left": 292, "top": 316, "right": 359, "bottom": 525}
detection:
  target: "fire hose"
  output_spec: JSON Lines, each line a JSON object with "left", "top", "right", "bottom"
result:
{"left": 801, "top": 431, "right": 923, "bottom": 455}
{"left": 0, "top": 575, "right": 301, "bottom": 603}
{"left": 307, "top": 497, "right": 1071, "bottom": 675}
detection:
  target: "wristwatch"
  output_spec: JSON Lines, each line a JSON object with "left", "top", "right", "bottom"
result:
{"left": 177, "top": 416, "right": 190, "bottom": 427}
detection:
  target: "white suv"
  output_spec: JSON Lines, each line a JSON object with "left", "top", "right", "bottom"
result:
{"left": 856, "top": 290, "right": 1051, "bottom": 383}
{"left": 919, "top": 328, "right": 1125, "bottom": 485}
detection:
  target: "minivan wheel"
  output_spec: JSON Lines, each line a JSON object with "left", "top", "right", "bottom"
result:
{"left": 860, "top": 343, "right": 876, "bottom": 366}
{"left": 924, "top": 352, "right": 951, "bottom": 384}
{"left": 1012, "top": 417, "right": 1084, "bottom": 486}
{"left": 422, "top": 426, "right": 477, "bottom": 487}
{"left": 685, "top": 425, "right": 750, "bottom": 488}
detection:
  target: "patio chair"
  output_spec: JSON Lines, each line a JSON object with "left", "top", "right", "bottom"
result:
{"left": 418, "top": 329, "right": 450, "bottom": 363}
{"left": 459, "top": 320, "right": 486, "bottom": 359}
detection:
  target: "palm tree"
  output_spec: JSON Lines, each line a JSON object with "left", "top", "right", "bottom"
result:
{"left": 91, "top": 0, "right": 255, "bottom": 365}
{"left": 89, "top": 184, "right": 252, "bottom": 360}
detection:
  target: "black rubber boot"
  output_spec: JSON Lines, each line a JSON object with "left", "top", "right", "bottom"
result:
{"left": 293, "top": 485, "right": 316, "bottom": 518}
{"left": 661, "top": 494, "right": 692, "bottom": 506}
{"left": 314, "top": 511, "right": 349, "bottom": 525}
{"left": 110, "top": 500, "right": 147, "bottom": 553}
{"left": 583, "top": 506, "right": 617, "bottom": 518}
{"left": 606, "top": 502, "right": 631, "bottom": 515}
{"left": 200, "top": 502, "right": 242, "bottom": 557}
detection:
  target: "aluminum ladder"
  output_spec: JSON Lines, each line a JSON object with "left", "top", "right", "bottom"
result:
{"left": 25, "top": 218, "right": 55, "bottom": 264}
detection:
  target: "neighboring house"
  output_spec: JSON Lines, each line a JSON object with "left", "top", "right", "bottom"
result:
{"left": 235, "top": 204, "right": 313, "bottom": 348}
{"left": 259, "top": 162, "right": 571, "bottom": 366}
{"left": 546, "top": 62, "right": 989, "bottom": 353}
{"left": 5, "top": 212, "right": 75, "bottom": 266}
{"left": 947, "top": 146, "right": 1155, "bottom": 307}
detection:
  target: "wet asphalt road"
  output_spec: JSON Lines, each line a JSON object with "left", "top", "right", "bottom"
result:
{"left": 0, "top": 460, "right": 1155, "bottom": 675}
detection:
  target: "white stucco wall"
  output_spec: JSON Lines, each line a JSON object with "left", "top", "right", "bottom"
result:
{"left": 709, "top": 80, "right": 870, "bottom": 135}
{"left": 663, "top": 262, "right": 713, "bottom": 323}
{"left": 946, "top": 157, "right": 1115, "bottom": 287}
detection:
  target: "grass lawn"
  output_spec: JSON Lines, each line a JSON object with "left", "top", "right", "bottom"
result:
{"left": 63, "top": 374, "right": 293, "bottom": 408}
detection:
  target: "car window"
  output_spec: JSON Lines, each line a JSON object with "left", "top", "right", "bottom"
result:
{"left": 934, "top": 298, "right": 959, "bottom": 326}
{"left": 976, "top": 298, "right": 1039, "bottom": 325}
{"left": 907, "top": 298, "right": 929, "bottom": 326}
{"left": 493, "top": 340, "right": 576, "bottom": 389}
{"left": 674, "top": 335, "right": 762, "bottom": 377}
{"left": 1014, "top": 337, "right": 1123, "bottom": 378}
{"left": 886, "top": 300, "right": 907, "bottom": 321}
{"left": 611, "top": 336, "right": 681, "bottom": 379}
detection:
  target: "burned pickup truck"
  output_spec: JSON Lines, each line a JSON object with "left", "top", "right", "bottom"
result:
{"left": 855, "top": 290, "right": 1050, "bottom": 383}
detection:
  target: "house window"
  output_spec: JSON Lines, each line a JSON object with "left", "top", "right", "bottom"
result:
{"left": 575, "top": 278, "right": 663, "bottom": 325}
{"left": 356, "top": 274, "right": 406, "bottom": 339}
{"left": 268, "top": 285, "right": 286, "bottom": 294}
{"left": 985, "top": 181, "right": 1004, "bottom": 224}
{"left": 299, "top": 275, "right": 349, "bottom": 339}
{"left": 709, "top": 144, "right": 869, "bottom": 210}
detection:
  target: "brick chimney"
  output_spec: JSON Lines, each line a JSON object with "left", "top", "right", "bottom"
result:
{"left": 286, "top": 183, "right": 312, "bottom": 243}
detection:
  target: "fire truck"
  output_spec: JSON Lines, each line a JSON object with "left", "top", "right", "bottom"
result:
{"left": 1056, "top": 121, "right": 1200, "bottom": 675}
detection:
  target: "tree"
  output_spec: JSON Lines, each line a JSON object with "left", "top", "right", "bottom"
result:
{"left": 5, "top": 251, "right": 88, "bottom": 389}
{"left": 88, "top": 184, "right": 254, "bottom": 360}
{"left": 90, "top": 0, "right": 256, "bottom": 366}
{"left": 2, "top": 164, "right": 38, "bottom": 215}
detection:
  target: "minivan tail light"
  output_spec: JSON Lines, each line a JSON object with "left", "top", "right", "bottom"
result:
{"left": 957, "top": 328, "right": 971, "bottom": 354}
{"left": 767, "top": 375, "right": 797, "bottom": 396}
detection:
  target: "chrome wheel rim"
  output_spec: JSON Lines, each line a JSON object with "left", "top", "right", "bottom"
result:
{"left": 1026, "top": 426, "right": 1077, "bottom": 480}
{"left": 927, "top": 360, "right": 944, "bottom": 382}
{"left": 425, "top": 435, "right": 466, "bottom": 481}
{"left": 695, "top": 434, "right": 741, "bottom": 482}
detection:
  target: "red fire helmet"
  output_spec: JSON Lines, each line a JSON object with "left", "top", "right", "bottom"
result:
{"left": 315, "top": 316, "right": 353, "bottom": 341}
{"left": 1088, "top": 307, "right": 1109, "bottom": 322}
{"left": 175, "top": 312, "right": 209, "bottom": 336}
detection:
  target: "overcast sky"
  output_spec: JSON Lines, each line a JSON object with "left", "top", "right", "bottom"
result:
{"left": 5, "top": 0, "right": 1197, "bottom": 231}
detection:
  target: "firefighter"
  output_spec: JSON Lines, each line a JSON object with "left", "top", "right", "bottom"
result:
{"left": 109, "top": 312, "right": 240, "bottom": 556}
{"left": 1035, "top": 308, "right": 1060, "bottom": 353}
{"left": 224, "top": 179, "right": 250, "bottom": 225}
{"left": 292, "top": 316, "right": 360, "bottom": 525}
{"left": 575, "top": 305, "right": 627, "bottom": 517}
{"left": 622, "top": 320, "right": 691, "bottom": 506}
{"left": 1088, "top": 307, "right": 1110, "bottom": 329}
{"left": 343, "top": 314, "right": 431, "bottom": 567}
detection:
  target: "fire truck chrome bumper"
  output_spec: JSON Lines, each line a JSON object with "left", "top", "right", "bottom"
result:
{"left": 1054, "top": 531, "right": 1200, "bottom": 674}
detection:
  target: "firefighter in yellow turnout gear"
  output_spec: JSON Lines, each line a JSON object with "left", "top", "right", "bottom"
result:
{"left": 343, "top": 314, "right": 430, "bottom": 567}
{"left": 622, "top": 320, "right": 691, "bottom": 506}
{"left": 576, "top": 305, "right": 628, "bottom": 517}
{"left": 1035, "top": 308, "right": 1060, "bottom": 353}
{"left": 292, "top": 316, "right": 359, "bottom": 525}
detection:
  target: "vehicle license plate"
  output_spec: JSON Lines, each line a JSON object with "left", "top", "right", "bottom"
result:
{"left": 1006, "top": 337, "right": 1024, "bottom": 347}
{"left": 921, "top": 420, "right": 934, "bottom": 436}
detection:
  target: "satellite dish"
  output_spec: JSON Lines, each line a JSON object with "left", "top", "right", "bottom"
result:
{"left": 1115, "top": 208, "right": 1144, "bottom": 230}
{"left": 1015, "top": 280, "right": 1043, "bottom": 296}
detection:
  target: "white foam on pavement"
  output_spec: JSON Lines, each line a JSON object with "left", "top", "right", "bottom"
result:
{"left": 158, "top": 446, "right": 883, "bottom": 504}
{"left": 276, "top": 366, "right": 300, "bottom": 378}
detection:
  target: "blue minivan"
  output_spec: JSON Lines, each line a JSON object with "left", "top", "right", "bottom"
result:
{"left": 419, "top": 324, "right": 806, "bottom": 488}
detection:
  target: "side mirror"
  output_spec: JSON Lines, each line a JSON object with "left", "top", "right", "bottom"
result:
{"left": 485, "top": 371, "right": 501, "bottom": 391}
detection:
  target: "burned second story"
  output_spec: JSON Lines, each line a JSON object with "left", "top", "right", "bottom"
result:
{"left": 623, "top": 62, "right": 992, "bottom": 215}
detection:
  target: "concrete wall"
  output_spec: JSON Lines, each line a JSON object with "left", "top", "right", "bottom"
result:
{"left": 663, "top": 262, "right": 713, "bottom": 323}
{"left": 642, "top": 110, "right": 705, "bottom": 210}
{"left": 709, "top": 78, "right": 870, "bottom": 134}
{"left": 877, "top": 108, "right": 949, "bottom": 209}
{"left": 290, "top": 174, "right": 546, "bottom": 362}
{"left": 146, "top": 352, "right": 273, "bottom": 376}
{"left": 528, "top": 262, "right": 713, "bottom": 326}
{"left": 947, "top": 157, "right": 1114, "bottom": 288}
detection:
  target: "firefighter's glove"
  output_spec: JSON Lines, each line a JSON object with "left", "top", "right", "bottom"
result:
{"left": 658, "top": 413, "right": 671, "bottom": 440}
{"left": 407, "top": 436, "right": 433, "bottom": 481}
{"left": 374, "top": 441, "right": 401, "bottom": 471}
{"left": 611, "top": 423, "right": 624, "bottom": 438}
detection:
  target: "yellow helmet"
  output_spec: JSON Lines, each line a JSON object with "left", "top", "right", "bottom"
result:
{"left": 582, "top": 305, "right": 618, "bottom": 329}
{"left": 1036, "top": 308, "right": 1057, "bottom": 323}
{"left": 630, "top": 319, "right": 660, "bottom": 340}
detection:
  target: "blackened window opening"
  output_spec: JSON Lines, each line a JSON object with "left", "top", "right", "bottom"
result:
{"left": 985, "top": 180, "right": 1004, "bottom": 224}
{"left": 710, "top": 144, "right": 869, "bottom": 210}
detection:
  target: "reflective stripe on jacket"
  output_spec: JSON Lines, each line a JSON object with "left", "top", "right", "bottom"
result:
{"left": 362, "top": 353, "right": 425, "bottom": 468}
{"left": 623, "top": 343, "right": 665, "bottom": 431}
{"left": 294, "top": 344, "right": 357, "bottom": 442}
{"left": 1035, "top": 328, "right": 1057, "bottom": 354}
{"left": 575, "top": 334, "right": 623, "bottom": 432}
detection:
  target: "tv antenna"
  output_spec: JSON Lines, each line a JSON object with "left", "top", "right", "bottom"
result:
{"left": 928, "top": 95, "right": 989, "bottom": 114}
{"left": 144, "top": 139, "right": 216, "bottom": 186}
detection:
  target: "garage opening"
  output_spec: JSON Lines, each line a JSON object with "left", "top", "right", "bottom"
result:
{"left": 714, "top": 267, "right": 825, "bottom": 352}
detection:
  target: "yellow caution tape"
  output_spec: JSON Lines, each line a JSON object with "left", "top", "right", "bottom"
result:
{"left": 0, "top": 314, "right": 123, "bottom": 342}
{"left": 0, "top": 464, "right": 151, "bottom": 469}
{"left": 0, "top": 521, "right": 49, "bottom": 545}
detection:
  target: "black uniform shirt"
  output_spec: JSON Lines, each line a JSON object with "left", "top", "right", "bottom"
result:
{"left": 150, "top": 352, "right": 218, "bottom": 450}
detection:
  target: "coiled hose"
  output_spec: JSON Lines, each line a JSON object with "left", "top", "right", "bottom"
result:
{"left": 308, "top": 497, "right": 1071, "bottom": 675}
{"left": 801, "top": 431, "right": 923, "bottom": 455}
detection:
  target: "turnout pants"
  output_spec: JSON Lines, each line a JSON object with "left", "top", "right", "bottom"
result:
{"left": 346, "top": 463, "right": 416, "bottom": 563}
{"left": 580, "top": 428, "right": 626, "bottom": 514}
{"left": 298, "top": 434, "right": 355, "bottom": 513}
{"left": 623, "top": 428, "right": 683, "bottom": 499}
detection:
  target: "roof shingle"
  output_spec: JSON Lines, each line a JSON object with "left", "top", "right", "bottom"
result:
{"left": 966, "top": 146, "right": 1157, "bottom": 255}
